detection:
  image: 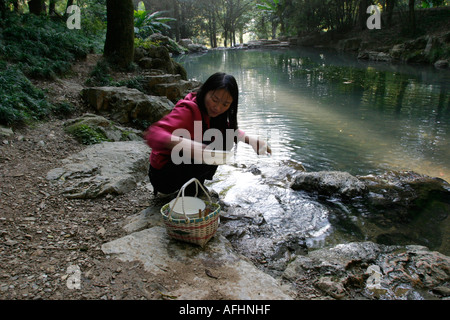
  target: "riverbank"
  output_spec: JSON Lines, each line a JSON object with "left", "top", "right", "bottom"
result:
{"left": 242, "top": 7, "right": 450, "bottom": 69}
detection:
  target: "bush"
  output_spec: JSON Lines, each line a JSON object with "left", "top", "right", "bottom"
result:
{"left": 0, "top": 67, "right": 53, "bottom": 126}
{"left": 1, "top": 14, "right": 96, "bottom": 79}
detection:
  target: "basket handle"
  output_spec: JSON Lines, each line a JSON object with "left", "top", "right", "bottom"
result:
{"left": 168, "top": 178, "right": 212, "bottom": 220}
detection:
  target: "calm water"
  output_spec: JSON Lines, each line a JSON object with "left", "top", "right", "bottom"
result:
{"left": 176, "top": 48, "right": 450, "bottom": 182}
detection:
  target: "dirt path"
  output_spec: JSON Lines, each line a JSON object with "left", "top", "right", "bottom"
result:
{"left": 0, "top": 55, "right": 192, "bottom": 300}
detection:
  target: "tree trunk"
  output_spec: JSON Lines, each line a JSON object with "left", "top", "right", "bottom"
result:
{"left": 409, "top": 0, "right": 416, "bottom": 33}
{"left": 49, "top": 0, "right": 57, "bottom": 15}
{"left": 386, "top": 0, "right": 395, "bottom": 26}
{"left": 104, "top": 0, "right": 135, "bottom": 69}
{"left": 0, "top": 0, "right": 6, "bottom": 21}
{"left": 358, "top": 0, "right": 368, "bottom": 30}
{"left": 28, "top": 0, "right": 45, "bottom": 15}
{"left": 171, "top": 0, "right": 181, "bottom": 41}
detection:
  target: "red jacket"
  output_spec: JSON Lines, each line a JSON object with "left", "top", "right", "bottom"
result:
{"left": 145, "top": 92, "right": 211, "bottom": 169}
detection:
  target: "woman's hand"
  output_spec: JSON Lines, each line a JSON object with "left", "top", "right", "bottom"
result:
{"left": 249, "top": 136, "right": 272, "bottom": 156}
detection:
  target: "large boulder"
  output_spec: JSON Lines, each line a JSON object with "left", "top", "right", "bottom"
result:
{"left": 290, "top": 171, "right": 367, "bottom": 199}
{"left": 138, "top": 74, "right": 201, "bottom": 103}
{"left": 46, "top": 141, "right": 150, "bottom": 199}
{"left": 134, "top": 36, "right": 187, "bottom": 78}
{"left": 81, "top": 86, "right": 174, "bottom": 127}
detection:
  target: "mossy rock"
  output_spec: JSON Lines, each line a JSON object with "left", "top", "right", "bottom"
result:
{"left": 64, "top": 114, "right": 142, "bottom": 145}
{"left": 65, "top": 122, "right": 109, "bottom": 145}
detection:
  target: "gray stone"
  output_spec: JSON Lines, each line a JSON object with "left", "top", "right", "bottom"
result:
{"left": 357, "top": 50, "right": 392, "bottom": 62}
{"left": 434, "top": 59, "right": 449, "bottom": 69}
{"left": 290, "top": 171, "right": 367, "bottom": 198}
{"left": 283, "top": 241, "right": 450, "bottom": 300}
{"left": 46, "top": 141, "right": 150, "bottom": 198}
{"left": 64, "top": 113, "right": 143, "bottom": 143}
{"left": 139, "top": 74, "right": 201, "bottom": 103}
{"left": 101, "top": 226, "right": 294, "bottom": 300}
{"left": 187, "top": 43, "right": 208, "bottom": 53}
{"left": 0, "top": 126, "right": 14, "bottom": 137}
{"left": 81, "top": 86, "right": 174, "bottom": 126}
{"left": 178, "top": 39, "right": 193, "bottom": 47}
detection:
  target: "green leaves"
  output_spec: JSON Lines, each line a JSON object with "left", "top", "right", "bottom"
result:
{"left": 256, "top": 0, "right": 280, "bottom": 12}
{"left": 134, "top": 9, "right": 176, "bottom": 39}
{"left": 0, "top": 67, "right": 53, "bottom": 126}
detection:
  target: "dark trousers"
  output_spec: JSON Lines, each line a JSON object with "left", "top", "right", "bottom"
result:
{"left": 149, "top": 160, "right": 218, "bottom": 196}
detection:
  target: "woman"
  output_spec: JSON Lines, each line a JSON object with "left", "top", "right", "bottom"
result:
{"left": 145, "top": 72, "right": 271, "bottom": 196}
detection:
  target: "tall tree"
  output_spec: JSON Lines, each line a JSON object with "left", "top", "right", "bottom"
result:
{"left": 409, "top": 0, "right": 416, "bottom": 33}
{"left": 104, "top": 0, "right": 135, "bottom": 68}
{"left": 0, "top": 0, "right": 6, "bottom": 21}
{"left": 28, "top": 0, "right": 45, "bottom": 15}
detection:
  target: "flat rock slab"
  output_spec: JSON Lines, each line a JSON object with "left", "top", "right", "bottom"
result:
{"left": 101, "top": 226, "right": 293, "bottom": 300}
{"left": 47, "top": 141, "right": 150, "bottom": 198}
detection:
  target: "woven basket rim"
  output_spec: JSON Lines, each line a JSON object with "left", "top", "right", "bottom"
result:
{"left": 161, "top": 201, "right": 220, "bottom": 224}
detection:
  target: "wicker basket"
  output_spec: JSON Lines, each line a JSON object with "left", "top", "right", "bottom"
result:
{"left": 160, "top": 178, "right": 220, "bottom": 247}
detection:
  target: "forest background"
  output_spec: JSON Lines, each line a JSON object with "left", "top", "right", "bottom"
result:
{"left": 0, "top": 0, "right": 449, "bottom": 127}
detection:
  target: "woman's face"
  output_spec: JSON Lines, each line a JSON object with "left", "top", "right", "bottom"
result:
{"left": 204, "top": 89, "right": 233, "bottom": 118}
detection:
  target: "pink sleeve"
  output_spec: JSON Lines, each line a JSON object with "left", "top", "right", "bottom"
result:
{"left": 145, "top": 104, "right": 196, "bottom": 151}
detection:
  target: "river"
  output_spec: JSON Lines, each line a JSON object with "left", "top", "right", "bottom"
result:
{"left": 175, "top": 47, "right": 450, "bottom": 254}
{"left": 176, "top": 47, "right": 450, "bottom": 183}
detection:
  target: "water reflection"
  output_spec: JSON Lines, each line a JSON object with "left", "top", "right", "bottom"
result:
{"left": 177, "top": 48, "right": 450, "bottom": 182}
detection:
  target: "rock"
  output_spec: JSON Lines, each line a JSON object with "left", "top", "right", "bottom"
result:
{"left": 283, "top": 241, "right": 450, "bottom": 300}
{"left": 64, "top": 113, "right": 143, "bottom": 144}
{"left": 434, "top": 59, "right": 449, "bottom": 69}
{"left": 46, "top": 141, "right": 150, "bottom": 198}
{"left": 135, "top": 37, "right": 187, "bottom": 75}
{"left": 137, "top": 57, "right": 153, "bottom": 69}
{"left": 246, "top": 39, "right": 289, "bottom": 49}
{"left": 178, "top": 39, "right": 193, "bottom": 47}
{"left": 357, "top": 50, "right": 392, "bottom": 62}
{"left": 101, "top": 226, "right": 293, "bottom": 300}
{"left": 187, "top": 43, "right": 208, "bottom": 53}
{"left": 139, "top": 74, "right": 201, "bottom": 103}
{"left": 0, "top": 126, "right": 14, "bottom": 137}
{"left": 147, "top": 33, "right": 186, "bottom": 55}
{"left": 290, "top": 171, "right": 367, "bottom": 199}
{"left": 316, "top": 277, "right": 346, "bottom": 299}
{"left": 389, "top": 43, "right": 405, "bottom": 60}
{"left": 358, "top": 171, "right": 450, "bottom": 250}
{"left": 81, "top": 86, "right": 174, "bottom": 126}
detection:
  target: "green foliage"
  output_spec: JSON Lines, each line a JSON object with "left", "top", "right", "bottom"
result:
{"left": 256, "top": 0, "right": 280, "bottom": 12}
{"left": 134, "top": 4, "right": 176, "bottom": 39}
{"left": 53, "top": 101, "right": 77, "bottom": 119}
{"left": 85, "top": 59, "right": 113, "bottom": 86}
{"left": 0, "top": 12, "right": 103, "bottom": 127}
{"left": 0, "top": 67, "right": 53, "bottom": 126}
{"left": 134, "top": 37, "right": 187, "bottom": 55}
{"left": 1, "top": 13, "right": 95, "bottom": 79}
{"left": 64, "top": 123, "right": 109, "bottom": 145}
{"left": 421, "top": 0, "right": 447, "bottom": 8}
{"left": 85, "top": 58, "right": 145, "bottom": 90}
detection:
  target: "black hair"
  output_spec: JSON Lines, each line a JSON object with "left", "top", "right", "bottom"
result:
{"left": 196, "top": 72, "right": 239, "bottom": 132}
